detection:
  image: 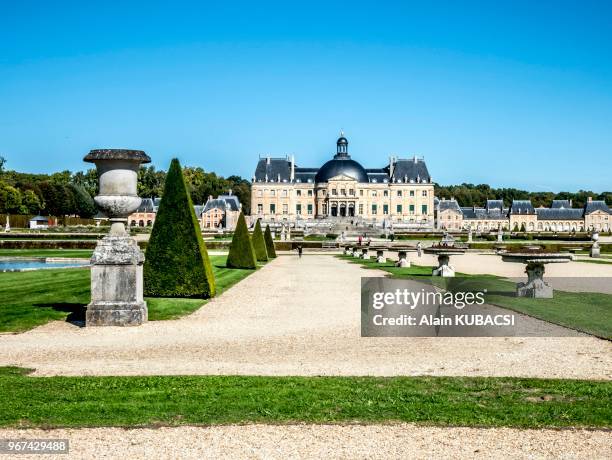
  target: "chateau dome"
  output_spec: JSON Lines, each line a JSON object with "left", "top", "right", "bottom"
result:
{"left": 314, "top": 133, "right": 369, "bottom": 183}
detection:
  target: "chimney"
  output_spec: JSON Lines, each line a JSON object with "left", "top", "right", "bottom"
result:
{"left": 266, "top": 156, "right": 271, "bottom": 165}
{"left": 413, "top": 155, "right": 418, "bottom": 164}
{"left": 208, "top": 195, "right": 213, "bottom": 202}
{"left": 588, "top": 196, "right": 593, "bottom": 203}
{"left": 389, "top": 156, "right": 395, "bottom": 177}
{"left": 290, "top": 154, "right": 295, "bottom": 181}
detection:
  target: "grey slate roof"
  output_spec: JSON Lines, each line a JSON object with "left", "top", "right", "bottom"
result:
{"left": 486, "top": 200, "right": 504, "bottom": 211}
{"left": 254, "top": 157, "right": 292, "bottom": 182}
{"left": 510, "top": 200, "right": 535, "bottom": 214}
{"left": 585, "top": 200, "right": 611, "bottom": 215}
{"left": 253, "top": 156, "right": 432, "bottom": 184}
{"left": 460, "top": 206, "right": 509, "bottom": 220}
{"left": 438, "top": 199, "right": 461, "bottom": 213}
{"left": 203, "top": 195, "right": 241, "bottom": 213}
{"left": 535, "top": 208, "right": 583, "bottom": 220}
{"left": 136, "top": 198, "right": 156, "bottom": 213}
{"left": 390, "top": 159, "right": 431, "bottom": 183}
{"left": 551, "top": 200, "right": 572, "bottom": 209}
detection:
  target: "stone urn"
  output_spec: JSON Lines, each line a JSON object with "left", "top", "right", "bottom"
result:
{"left": 590, "top": 232, "right": 601, "bottom": 258}
{"left": 84, "top": 149, "right": 151, "bottom": 326}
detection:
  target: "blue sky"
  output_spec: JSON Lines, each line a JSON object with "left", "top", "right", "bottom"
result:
{"left": 1, "top": 0, "right": 611, "bottom": 191}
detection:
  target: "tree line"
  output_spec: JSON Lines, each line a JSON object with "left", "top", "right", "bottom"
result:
{"left": 0, "top": 156, "right": 251, "bottom": 217}
{"left": 434, "top": 183, "right": 612, "bottom": 209}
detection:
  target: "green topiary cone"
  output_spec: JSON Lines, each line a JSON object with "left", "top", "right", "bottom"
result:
{"left": 264, "top": 224, "right": 277, "bottom": 258}
{"left": 144, "top": 158, "right": 216, "bottom": 298}
{"left": 227, "top": 212, "right": 257, "bottom": 269}
{"left": 252, "top": 219, "right": 268, "bottom": 262}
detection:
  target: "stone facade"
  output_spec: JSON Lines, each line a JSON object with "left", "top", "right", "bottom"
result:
{"left": 436, "top": 197, "right": 611, "bottom": 232}
{"left": 250, "top": 134, "right": 435, "bottom": 229}
{"left": 201, "top": 194, "right": 241, "bottom": 230}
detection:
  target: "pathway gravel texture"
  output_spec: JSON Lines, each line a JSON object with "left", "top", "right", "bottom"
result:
{"left": 0, "top": 254, "right": 610, "bottom": 379}
{"left": 0, "top": 425, "right": 610, "bottom": 460}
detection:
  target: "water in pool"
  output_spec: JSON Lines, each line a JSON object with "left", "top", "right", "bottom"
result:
{"left": 0, "top": 260, "right": 89, "bottom": 272}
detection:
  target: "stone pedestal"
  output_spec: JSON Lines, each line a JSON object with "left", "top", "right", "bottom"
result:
{"left": 352, "top": 247, "right": 360, "bottom": 258}
{"left": 396, "top": 250, "right": 411, "bottom": 268}
{"left": 516, "top": 262, "right": 553, "bottom": 298}
{"left": 86, "top": 236, "right": 147, "bottom": 326}
{"left": 344, "top": 246, "right": 352, "bottom": 255}
{"left": 590, "top": 242, "right": 601, "bottom": 258}
{"left": 497, "top": 230, "right": 503, "bottom": 242}
{"left": 361, "top": 248, "right": 370, "bottom": 260}
{"left": 376, "top": 249, "right": 385, "bottom": 263}
{"left": 432, "top": 254, "right": 455, "bottom": 277}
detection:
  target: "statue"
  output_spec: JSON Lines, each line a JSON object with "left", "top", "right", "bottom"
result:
{"left": 590, "top": 232, "right": 600, "bottom": 258}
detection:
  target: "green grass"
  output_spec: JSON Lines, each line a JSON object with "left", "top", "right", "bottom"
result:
{"left": 0, "top": 249, "right": 94, "bottom": 258}
{"left": 0, "top": 367, "right": 609, "bottom": 429}
{"left": 0, "top": 255, "right": 253, "bottom": 332}
{"left": 338, "top": 255, "right": 612, "bottom": 338}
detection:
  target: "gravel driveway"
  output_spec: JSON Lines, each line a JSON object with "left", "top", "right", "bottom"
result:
{"left": 1, "top": 255, "right": 609, "bottom": 379}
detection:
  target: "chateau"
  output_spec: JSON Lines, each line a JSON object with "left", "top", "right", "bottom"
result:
{"left": 250, "top": 133, "right": 435, "bottom": 228}
{"left": 437, "top": 197, "right": 611, "bottom": 232}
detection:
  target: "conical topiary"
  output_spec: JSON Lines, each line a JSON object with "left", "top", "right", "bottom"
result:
{"left": 144, "top": 158, "right": 216, "bottom": 298}
{"left": 226, "top": 212, "right": 257, "bottom": 269}
{"left": 264, "top": 224, "right": 277, "bottom": 258}
{"left": 251, "top": 219, "right": 268, "bottom": 262}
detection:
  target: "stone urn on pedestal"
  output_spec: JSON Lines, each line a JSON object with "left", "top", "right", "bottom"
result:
{"left": 84, "top": 149, "right": 151, "bottom": 326}
{"left": 590, "top": 232, "right": 601, "bottom": 258}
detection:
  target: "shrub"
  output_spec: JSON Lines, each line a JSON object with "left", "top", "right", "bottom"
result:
{"left": 252, "top": 219, "right": 268, "bottom": 262}
{"left": 143, "top": 158, "right": 216, "bottom": 298}
{"left": 264, "top": 224, "right": 277, "bottom": 258}
{"left": 227, "top": 212, "right": 257, "bottom": 269}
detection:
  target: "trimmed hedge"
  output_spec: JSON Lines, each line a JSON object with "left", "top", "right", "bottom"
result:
{"left": 252, "top": 219, "right": 268, "bottom": 262}
{"left": 226, "top": 213, "right": 257, "bottom": 269}
{"left": 143, "top": 158, "right": 216, "bottom": 298}
{"left": 264, "top": 224, "right": 277, "bottom": 258}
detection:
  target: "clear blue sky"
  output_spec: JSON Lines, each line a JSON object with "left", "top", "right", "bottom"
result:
{"left": 1, "top": 0, "right": 611, "bottom": 192}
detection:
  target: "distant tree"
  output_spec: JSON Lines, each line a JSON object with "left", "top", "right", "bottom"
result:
{"left": 72, "top": 169, "right": 98, "bottom": 197}
{"left": 226, "top": 212, "right": 257, "bottom": 269}
{"left": 144, "top": 158, "right": 216, "bottom": 298}
{"left": 21, "top": 189, "right": 42, "bottom": 214}
{"left": 251, "top": 219, "right": 268, "bottom": 262}
{"left": 264, "top": 224, "right": 277, "bottom": 258}
{"left": 0, "top": 156, "right": 6, "bottom": 176}
{"left": 0, "top": 181, "right": 22, "bottom": 213}
{"left": 138, "top": 165, "right": 166, "bottom": 198}
{"left": 520, "top": 223, "right": 526, "bottom": 232}
{"left": 69, "top": 184, "right": 96, "bottom": 217}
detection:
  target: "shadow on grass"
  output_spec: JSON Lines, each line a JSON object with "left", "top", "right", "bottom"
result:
{"left": 33, "top": 302, "right": 86, "bottom": 326}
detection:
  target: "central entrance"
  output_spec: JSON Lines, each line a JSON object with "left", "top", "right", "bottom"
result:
{"left": 339, "top": 203, "right": 346, "bottom": 217}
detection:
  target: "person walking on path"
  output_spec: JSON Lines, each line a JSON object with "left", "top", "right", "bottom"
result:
{"left": 416, "top": 241, "right": 422, "bottom": 257}
{"left": 297, "top": 245, "right": 303, "bottom": 258}
{"left": 358, "top": 235, "right": 363, "bottom": 246}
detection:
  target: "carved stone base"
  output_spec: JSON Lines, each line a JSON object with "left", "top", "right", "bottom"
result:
{"left": 361, "top": 250, "right": 370, "bottom": 260}
{"left": 86, "top": 301, "right": 148, "bottom": 326}
{"left": 432, "top": 255, "right": 455, "bottom": 277}
{"left": 396, "top": 251, "right": 410, "bottom": 268}
{"left": 376, "top": 251, "right": 386, "bottom": 263}
{"left": 86, "top": 235, "right": 147, "bottom": 327}
{"left": 590, "top": 243, "right": 601, "bottom": 258}
{"left": 516, "top": 262, "right": 553, "bottom": 298}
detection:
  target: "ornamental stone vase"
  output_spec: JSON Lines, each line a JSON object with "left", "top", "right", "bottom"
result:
{"left": 84, "top": 149, "right": 151, "bottom": 326}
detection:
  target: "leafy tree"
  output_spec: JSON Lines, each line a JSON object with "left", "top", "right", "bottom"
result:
{"left": 0, "top": 156, "right": 6, "bottom": 176}
{"left": 69, "top": 184, "right": 96, "bottom": 217}
{"left": 21, "top": 190, "right": 42, "bottom": 214}
{"left": 264, "top": 224, "right": 277, "bottom": 258}
{"left": 226, "top": 212, "right": 257, "bottom": 269}
{"left": 520, "top": 223, "right": 526, "bottom": 232}
{"left": 0, "top": 182, "right": 22, "bottom": 213}
{"left": 144, "top": 158, "right": 216, "bottom": 298}
{"left": 251, "top": 219, "right": 268, "bottom": 262}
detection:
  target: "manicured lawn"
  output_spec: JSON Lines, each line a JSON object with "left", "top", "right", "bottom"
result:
{"left": 0, "top": 367, "right": 609, "bottom": 429}
{"left": 339, "top": 254, "right": 612, "bottom": 339}
{"left": 0, "top": 255, "right": 253, "bottom": 332}
{"left": 0, "top": 249, "right": 94, "bottom": 258}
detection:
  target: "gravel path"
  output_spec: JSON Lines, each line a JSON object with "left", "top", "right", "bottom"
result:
{"left": 1, "top": 255, "right": 609, "bottom": 379}
{"left": 1, "top": 425, "right": 610, "bottom": 459}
